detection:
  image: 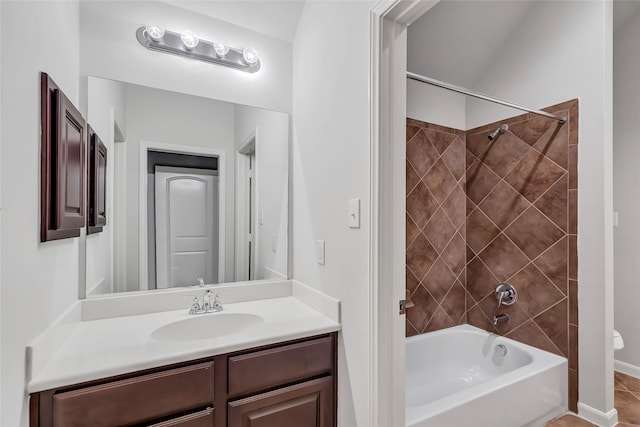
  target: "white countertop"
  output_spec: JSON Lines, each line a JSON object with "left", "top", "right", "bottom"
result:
{"left": 27, "top": 280, "right": 340, "bottom": 392}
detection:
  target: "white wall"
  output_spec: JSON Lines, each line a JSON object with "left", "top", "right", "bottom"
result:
{"left": 234, "top": 105, "right": 289, "bottom": 279}
{"left": 86, "top": 77, "right": 127, "bottom": 295}
{"left": 0, "top": 2, "right": 80, "bottom": 426}
{"left": 292, "top": 1, "right": 375, "bottom": 425}
{"left": 465, "top": 1, "right": 614, "bottom": 417}
{"left": 406, "top": 79, "right": 466, "bottom": 130}
{"left": 613, "top": 9, "right": 640, "bottom": 371}
{"left": 80, "top": 1, "right": 292, "bottom": 115}
{"left": 123, "top": 84, "right": 236, "bottom": 286}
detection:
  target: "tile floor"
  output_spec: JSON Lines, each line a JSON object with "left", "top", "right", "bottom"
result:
{"left": 546, "top": 372, "right": 640, "bottom": 427}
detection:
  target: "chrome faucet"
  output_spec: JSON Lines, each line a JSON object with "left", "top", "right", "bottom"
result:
{"left": 493, "top": 313, "right": 509, "bottom": 326}
{"left": 188, "top": 289, "right": 223, "bottom": 315}
{"left": 495, "top": 283, "right": 517, "bottom": 308}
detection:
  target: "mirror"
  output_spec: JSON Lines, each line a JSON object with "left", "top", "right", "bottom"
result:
{"left": 85, "top": 76, "right": 289, "bottom": 297}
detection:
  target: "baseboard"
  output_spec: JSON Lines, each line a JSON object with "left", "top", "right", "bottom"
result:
{"left": 615, "top": 359, "right": 640, "bottom": 379}
{"left": 87, "top": 278, "right": 108, "bottom": 297}
{"left": 264, "top": 267, "right": 287, "bottom": 280}
{"left": 577, "top": 403, "right": 618, "bottom": 427}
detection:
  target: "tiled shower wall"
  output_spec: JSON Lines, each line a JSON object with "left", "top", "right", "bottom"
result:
{"left": 406, "top": 122, "right": 467, "bottom": 333}
{"left": 405, "top": 99, "right": 579, "bottom": 411}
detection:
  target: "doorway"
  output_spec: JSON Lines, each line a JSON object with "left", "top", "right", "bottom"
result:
{"left": 138, "top": 140, "right": 226, "bottom": 290}
{"left": 154, "top": 166, "right": 219, "bottom": 289}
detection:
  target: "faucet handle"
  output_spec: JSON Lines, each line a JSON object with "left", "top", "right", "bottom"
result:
{"left": 197, "top": 277, "right": 205, "bottom": 287}
{"left": 495, "top": 283, "right": 517, "bottom": 308}
{"left": 188, "top": 296, "right": 202, "bottom": 314}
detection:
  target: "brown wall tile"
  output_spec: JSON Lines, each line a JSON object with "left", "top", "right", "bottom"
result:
{"left": 406, "top": 101, "right": 578, "bottom": 403}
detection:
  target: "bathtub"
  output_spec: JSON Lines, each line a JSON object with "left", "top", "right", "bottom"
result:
{"left": 406, "top": 324, "right": 567, "bottom": 427}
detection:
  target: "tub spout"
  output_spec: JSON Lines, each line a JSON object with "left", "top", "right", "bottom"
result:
{"left": 493, "top": 313, "right": 509, "bottom": 326}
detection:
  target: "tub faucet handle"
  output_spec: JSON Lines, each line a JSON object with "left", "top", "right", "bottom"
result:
{"left": 495, "top": 283, "right": 517, "bottom": 308}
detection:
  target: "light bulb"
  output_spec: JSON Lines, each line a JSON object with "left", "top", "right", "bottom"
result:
{"left": 145, "top": 22, "right": 165, "bottom": 41}
{"left": 242, "top": 47, "right": 259, "bottom": 65}
{"left": 213, "top": 42, "right": 229, "bottom": 57}
{"left": 180, "top": 30, "right": 199, "bottom": 50}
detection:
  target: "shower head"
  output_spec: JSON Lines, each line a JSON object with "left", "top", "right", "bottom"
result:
{"left": 488, "top": 124, "right": 509, "bottom": 141}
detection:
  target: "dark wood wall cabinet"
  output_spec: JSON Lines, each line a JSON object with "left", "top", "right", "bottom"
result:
{"left": 40, "top": 73, "right": 86, "bottom": 242}
{"left": 87, "top": 125, "right": 107, "bottom": 235}
{"left": 30, "top": 333, "right": 337, "bottom": 427}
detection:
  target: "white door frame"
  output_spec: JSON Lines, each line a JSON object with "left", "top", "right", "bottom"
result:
{"left": 112, "top": 109, "right": 127, "bottom": 293}
{"left": 139, "top": 140, "right": 226, "bottom": 289}
{"left": 370, "top": 2, "right": 439, "bottom": 426}
{"left": 235, "top": 130, "right": 258, "bottom": 282}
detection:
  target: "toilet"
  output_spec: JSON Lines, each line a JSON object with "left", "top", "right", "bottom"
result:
{"left": 614, "top": 330, "right": 625, "bottom": 350}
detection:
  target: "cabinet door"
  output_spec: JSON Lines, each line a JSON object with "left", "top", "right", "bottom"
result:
{"left": 55, "top": 89, "right": 85, "bottom": 230}
{"left": 227, "top": 376, "right": 334, "bottom": 427}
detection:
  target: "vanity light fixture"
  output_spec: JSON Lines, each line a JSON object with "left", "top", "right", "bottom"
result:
{"left": 136, "top": 25, "right": 261, "bottom": 73}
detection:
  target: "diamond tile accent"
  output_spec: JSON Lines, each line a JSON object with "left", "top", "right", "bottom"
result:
{"left": 425, "top": 128, "right": 457, "bottom": 155}
{"left": 406, "top": 268, "right": 420, "bottom": 294}
{"left": 533, "top": 122, "right": 569, "bottom": 169}
{"left": 441, "top": 233, "right": 466, "bottom": 277}
{"left": 441, "top": 281, "right": 466, "bottom": 324}
{"left": 478, "top": 181, "right": 530, "bottom": 229}
{"left": 443, "top": 184, "right": 466, "bottom": 229}
{"left": 504, "top": 149, "right": 566, "bottom": 202}
{"left": 510, "top": 263, "right": 564, "bottom": 318}
{"left": 534, "top": 237, "right": 568, "bottom": 294}
{"left": 406, "top": 124, "right": 420, "bottom": 143}
{"left": 422, "top": 257, "right": 456, "bottom": 303}
{"left": 534, "top": 299, "right": 569, "bottom": 356}
{"left": 406, "top": 214, "right": 420, "bottom": 249}
{"left": 406, "top": 182, "right": 437, "bottom": 228}
{"left": 407, "top": 129, "right": 438, "bottom": 177}
{"left": 475, "top": 131, "right": 530, "bottom": 177}
{"left": 466, "top": 256, "right": 499, "bottom": 303}
{"left": 478, "top": 234, "right": 529, "bottom": 282}
{"left": 423, "top": 159, "right": 457, "bottom": 204}
{"left": 467, "top": 160, "right": 501, "bottom": 204}
{"left": 406, "top": 233, "right": 438, "bottom": 280}
{"left": 506, "top": 320, "right": 562, "bottom": 356}
{"left": 406, "top": 161, "right": 420, "bottom": 196}
{"left": 535, "top": 174, "right": 568, "bottom": 231}
{"left": 441, "top": 136, "right": 466, "bottom": 180}
{"left": 425, "top": 307, "right": 455, "bottom": 332}
{"left": 466, "top": 208, "right": 500, "bottom": 254}
{"left": 406, "top": 285, "right": 437, "bottom": 332}
{"left": 508, "top": 115, "right": 554, "bottom": 146}
{"left": 423, "top": 208, "right": 456, "bottom": 253}
{"left": 505, "top": 206, "right": 564, "bottom": 260}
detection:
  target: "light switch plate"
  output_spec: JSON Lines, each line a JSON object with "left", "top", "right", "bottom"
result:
{"left": 316, "top": 240, "right": 325, "bottom": 265}
{"left": 259, "top": 209, "right": 264, "bottom": 225}
{"left": 613, "top": 211, "right": 619, "bottom": 228}
{"left": 348, "top": 198, "right": 360, "bottom": 229}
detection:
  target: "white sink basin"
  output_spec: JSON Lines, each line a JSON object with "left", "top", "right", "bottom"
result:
{"left": 151, "top": 313, "right": 264, "bottom": 342}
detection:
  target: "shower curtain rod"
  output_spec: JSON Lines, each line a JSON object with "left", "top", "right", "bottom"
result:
{"left": 406, "top": 71, "right": 567, "bottom": 124}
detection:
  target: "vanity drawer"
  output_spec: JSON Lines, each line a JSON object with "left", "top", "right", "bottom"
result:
{"left": 52, "top": 361, "right": 215, "bottom": 427}
{"left": 228, "top": 336, "right": 334, "bottom": 398}
{"left": 148, "top": 407, "right": 214, "bottom": 427}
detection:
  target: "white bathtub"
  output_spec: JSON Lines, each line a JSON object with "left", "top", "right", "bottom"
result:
{"left": 406, "top": 324, "right": 567, "bottom": 427}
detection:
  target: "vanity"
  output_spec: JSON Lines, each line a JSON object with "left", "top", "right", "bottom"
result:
{"left": 27, "top": 281, "right": 340, "bottom": 427}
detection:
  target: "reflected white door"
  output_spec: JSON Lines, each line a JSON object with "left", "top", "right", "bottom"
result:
{"left": 155, "top": 166, "right": 219, "bottom": 288}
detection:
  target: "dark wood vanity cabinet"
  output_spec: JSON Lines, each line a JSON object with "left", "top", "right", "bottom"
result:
{"left": 30, "top": 333, "right": 337, "bottom": 427}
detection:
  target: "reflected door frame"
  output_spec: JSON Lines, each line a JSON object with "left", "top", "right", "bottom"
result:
{"left": 139, "top": 140, "right": 225, "bottom": 290}
{"left": 235, "top": 129, "right": 259, "bottom": 282}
